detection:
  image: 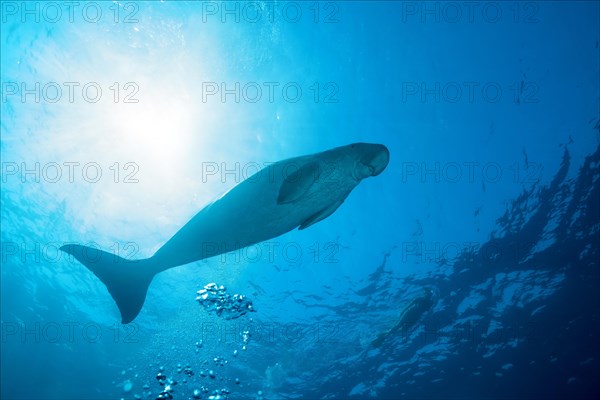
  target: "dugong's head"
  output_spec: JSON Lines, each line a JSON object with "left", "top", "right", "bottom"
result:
{"left": 346, "top": 143, "right": 390, "bottom": 181}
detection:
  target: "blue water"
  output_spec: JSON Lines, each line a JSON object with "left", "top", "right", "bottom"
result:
{"left": 1, "top": 1, "right": 599, "bottom": 399}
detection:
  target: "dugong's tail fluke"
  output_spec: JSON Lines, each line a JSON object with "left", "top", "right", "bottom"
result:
{"left": 60, "top": 244, "right": 157, "bottom": 324}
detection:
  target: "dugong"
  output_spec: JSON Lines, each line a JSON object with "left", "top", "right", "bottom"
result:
{"left": 61, "top": 143, "right": 390, "bottom": 323}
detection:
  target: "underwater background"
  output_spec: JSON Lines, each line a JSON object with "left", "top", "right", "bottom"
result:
{"left": 1, "top": 1, "right": 599, "bottom": 399}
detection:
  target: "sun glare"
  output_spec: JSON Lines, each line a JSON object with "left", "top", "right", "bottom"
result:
{"left": 11, "top": 14, "right": 229, "bottom": 238}
{"left": 108, "top": 96, "right": 193, "bottom": 168}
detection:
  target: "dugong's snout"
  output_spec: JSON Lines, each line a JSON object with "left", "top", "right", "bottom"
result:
{"left": 367, "top": 144, "right": 390, "bottom": 176}
{"left": 351, "top": 143, "right": 390, "bottom": 180}
{"left": 357, "top": 143, "right": 389, "bottom": 178}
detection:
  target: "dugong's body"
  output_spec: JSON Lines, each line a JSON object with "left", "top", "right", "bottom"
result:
{"left": 61, "top": 143, "right": 390, "bottom": 323}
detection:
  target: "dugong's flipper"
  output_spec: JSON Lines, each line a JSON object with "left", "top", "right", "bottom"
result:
{"left": 60, "top": 244, "right": 157, "bottom": 323}
{"left": 277, "top": 161, "right": 320, "bottom": 204}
